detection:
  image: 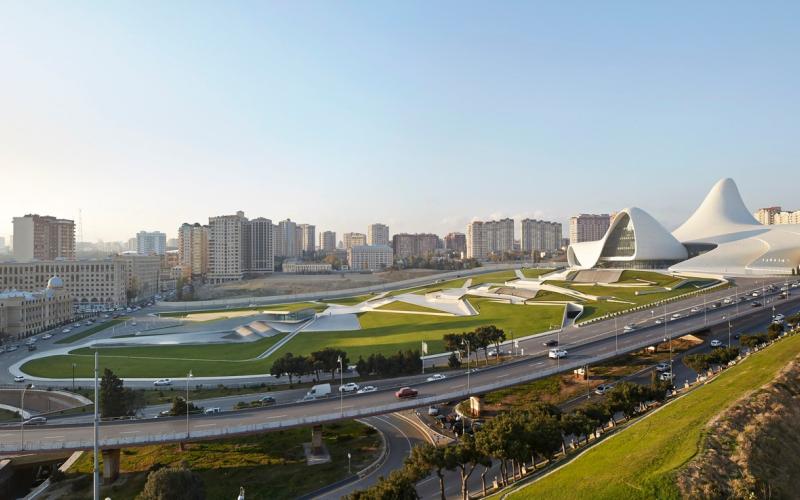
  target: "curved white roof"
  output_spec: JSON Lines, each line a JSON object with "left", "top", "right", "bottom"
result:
{"left": 567, "top": 207, "right": 687, "bottom": 269}
{"left": 672, "top": 177, "right": 762, "bottom": 242}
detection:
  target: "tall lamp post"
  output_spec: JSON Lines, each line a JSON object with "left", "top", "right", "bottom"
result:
{"left": 463, "top": 339, "right": 471, "bottom": 395}
{"left": 337, "top": 356, "right": 344, "bottom": 416}
{"left": 186, "top": 370, "right": 193, "bottom": 440}
{"left": 72, "top": 363, "right": 77, "bottom": 391}
{"left": 20, "top": 384, "right": 35, "bottom": 450}
{"left": 614, "top": 317, "right": 618, "bottom": 354}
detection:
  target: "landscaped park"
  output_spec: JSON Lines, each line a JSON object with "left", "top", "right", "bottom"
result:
{"left": 19, "top": 269, "right": 723, "bottom": 379}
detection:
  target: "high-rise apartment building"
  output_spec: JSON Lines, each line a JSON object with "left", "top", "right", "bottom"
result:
{"left": 178, "top": 223, "right": 209, "bottom": 277}
{"left": 466, "top": 221, "right": 487, "bottom": 260}
{"left": 484, "top": 218, "right": 514, "bottom": 254}
{"left": 320, "top": 231, "right": 336, "bottom": 253}
{"left": 521, "top": 219, "right": 563, "bottom": 253}
{"left": 300, "top": 224, "right": 316, "bottom": 256}
{"left": 245, "top": 218, "right": 274, "bottom": 274}
{"left": 569, "top": 214, "right": 611, "bottom": 243}
{"left": 392, "top": 233, "right": 439, "bottom": 259}
{"left": 444, "top": 232, "right": 467, "bottom": 255}
{"left": 347, "top": 245, "right": 393, "bottom": 271}
{"left": 208, "top": 211, "right": 247, "bottom": 283}
{"left": 136, "top": 231, "right": 167, "bottom": 256}
{"left": 754, "top": 206, "right": 800, "bottom": 225}
{"left": 275, "top": 219, "right": 298, "bottom": 258}
{"left": 367, "top": 223, "right": 390, "bottom": 246}
{"left": 343, "top": 232, "right": 367, "bottom": 250}
{"left": 12, "top": 214, "right": 75, "bottom": 261}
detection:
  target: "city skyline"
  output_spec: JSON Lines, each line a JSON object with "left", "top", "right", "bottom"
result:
{"left": 2, "top": 2, "right": 799, "bottom": 241}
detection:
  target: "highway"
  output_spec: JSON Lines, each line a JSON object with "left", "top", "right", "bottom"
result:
{"left": 3, "top": 277, "right": 798, "bottom": 453}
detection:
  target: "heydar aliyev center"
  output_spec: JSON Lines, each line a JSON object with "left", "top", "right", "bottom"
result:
{"left": 567, "top": 178, "right": 800, "bottom": 277}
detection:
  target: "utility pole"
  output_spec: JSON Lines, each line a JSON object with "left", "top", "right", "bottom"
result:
{"left": 93, "top": 352, "right": 99, "bottom": 500}
{"left": 186, "top": 370, "right": 193, "bottom": 440}
{"left": 338, "top": 356, "right": 344, "bottom": 416}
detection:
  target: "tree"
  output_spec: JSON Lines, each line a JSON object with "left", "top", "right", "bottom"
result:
{"left": 475, "top": 412, "right": 516, "bottom": 485}
{"left": 270, "top": 352, "right": 308, "bottom": 385}
{"left": 684, "top": 353, "right": 710, "bottom": 375}
{"left": 582, "top": 403, "right": 611, "bottom": 438}
{"left": 99, "top": 368, "right": 142, "bottom": 418}
{"left": 448, "top": 352, "right": 462, "bottom": 369}
{"left": 447, "top": 434, "right": 490, "bottom": 500}
{"left": 406, "top": 443, "right": 452, "bottom": 500}
{"left": 170, "top": 396, "right": 201, "bottom": 416}
{"left": 561, "top": 411, "right": 594, "bottom": 446}
{"left": 138, "top": 465, "right": 205, "bottom": 500}
{"left": 347, "top": 469, "right": 419, "bottom": 500}
{"left": 311, "top": 347, "right": 348, "bottom": 381}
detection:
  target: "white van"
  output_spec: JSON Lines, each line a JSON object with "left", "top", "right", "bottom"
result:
{"left": 304, "top": 383, "right": 332, "bottom": 400}
{"left": 204, "top": 407, "right": 221, "bottom": 415}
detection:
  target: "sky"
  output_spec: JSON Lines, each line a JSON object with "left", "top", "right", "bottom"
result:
{"left": 1, "top": 1, "right": 799, "bottom": 244}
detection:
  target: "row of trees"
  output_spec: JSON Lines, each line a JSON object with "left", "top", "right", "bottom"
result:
{"left": 355, "top": 350, "right": 422, "bottom": 378}
{"left": 350, "top": 381, "right": 669, "bottom": 499}
{"left": 270, "top": 347, "right": 349, "bottom": 385}
{"left": 443, "top": 325, "right": 506, "bottom": 365}
{"left": 684, "top": 346, "right": 740, "bottom": 375}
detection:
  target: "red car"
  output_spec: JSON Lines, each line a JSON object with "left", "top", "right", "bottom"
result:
{"left": 395, "top": 387, "right": 418, "bottom": 399}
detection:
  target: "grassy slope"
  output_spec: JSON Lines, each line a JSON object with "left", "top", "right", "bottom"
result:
{"left": 528, "top": 290, "right": 577, "bottom": 302}
{"left": 521, "top": 268, "right": 556, "bottom": 279}
{"left": 321, "top": 294, "right": 374, "bottom": 306}
{"left": 272, "top": 298, "right": 564, "bottom": 362}
{"left": 22, "top": 299, "right": 563, "bottom": 378}
{"left": 374, "top": 301, "right": 449, "bottom": 314}
{"left": 159, "top": 302, "right": 326, "bottom": 318}
{"left": 55, "top": 318, "right": 127, "bottom": 344}
{"left": 506, "top": 334, "right": 800, "bottom": 500}
{"left": 468, "top": 270, "right": 519, "bottom": 286}
{"left": 412, "top": 278, "right": 468, "bottom": 295}
{"left": 66, "top": 420, "right": 380, "bottom": 500}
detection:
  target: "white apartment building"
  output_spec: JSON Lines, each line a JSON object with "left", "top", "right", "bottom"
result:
{"left": 569, "top": 214, "right": 612, "bottom": 244}
{"left": 136, "top": 231, "right": 167, "bottom": 256}
{"left": 320, "top": 231, "right": 336, "bottom": 252}
{"left": 178, "top": 223, "right": 209, "bottom": 277}
{"left": 275, "top": 219, "right": 298, "bottom": 258}
{"left": 12, "top": 214, "right": 76, "bottom": 261}
{"left": 343, "top": 232, "right": 367, "bottom": 250}
{"left": 300, "top": 224, "right": 316, "bottom": 255}
{"left": 208, "top": 212, "right": 247, "bottom": 283}
{"left": 367, "top": 223, "right": 390, "bottom": 246}
{"left": 484, "top": 218, "right": 514, "bottom": 254}
{"left": 754, "top": 206, "right": 800, "bottom": 225}
{"left": 521, "top": 219, "right": 563, "bottom": 253}
{"left": 466, "top": 221, "right": 488, "bottom": 260}
{"left": 283, "top": 262, "right": 332, "bottom": 273}
{"left": 347, "top": 245, "right": 393, "bottom": 271}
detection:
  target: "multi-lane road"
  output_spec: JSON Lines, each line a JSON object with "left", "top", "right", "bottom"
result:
{"left": 3, "top": 276, "right": 798, "bottom": 453}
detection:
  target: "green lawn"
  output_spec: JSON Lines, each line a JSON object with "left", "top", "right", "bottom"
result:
{"left": 159, "top": 302, "right": 326, "bottom": 318}
{"left": 272, "top": 298, "right": 565, "bottom": 363}
{"left": 615, "top": 270, "right": 681, "bottom": 286}
{"left": 321, "top": 294, "right": 375, "bottom": 306}
{"left": 66, "top": 420, "right": 380, "bottom": 500}
{"left": 468, "top": 270, "right": 520, "bottom": 286}
{"left": 22, "top": 298, "right": 564, "bottom": 378}
{"left": 504, "top": 333, "right": 800, "bottom": 500}
{"left": 55, "top": 318, "right": 128, "bottom": 344}
{"left": 374, "top": 300, "right": 450, "bottom": 314}
{"left": 528, "top": 290, "right": 577, "bottom": 302}
{"left": 521, "top": 268, "right": 556, "bottom": 279}
{"left": 412, "top": 278, "right": 468, "bottom": 295}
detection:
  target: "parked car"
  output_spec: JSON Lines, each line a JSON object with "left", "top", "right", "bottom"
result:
{"left": 594, "top": 384, "right": 612, "bottom": 395}
{"left": 395, "top": 387, "right": 418, "bottom": 399}
{"left": 23, "top": 417, "right": 47, "bottom": 426}
{"left": 426, "top": 373, "right": 446, "bottom": 382}
{"left": 259, "top": 396, "right": 276, "bottom": 405}
{"left": 427, "top": 406, "right": 440, "bottom": 416}
{"left": 14, "top": 375, "right": 25, "bottom": 383}
{"left": 710, "top": 339, "right": 723, "bottom": 348}
{"left": 357, "top": 385, "right": 378, "bottom": 394}
{"left": 153, "top": 378, "right": 172, "bottom": 387}
{"left": 659, "top": 371, "right": 675, "bottom": 381}
{"left": 655, "top": 362, "right": 671, "bottom": 372}
{"left": 339, "top": 382, "right": 360, "bottom": 393}
{"left": 774, "top": 314, "right": 785, "bottom": 323}
{"left": 548, "top": 348, "right": 568, "bottom": 359}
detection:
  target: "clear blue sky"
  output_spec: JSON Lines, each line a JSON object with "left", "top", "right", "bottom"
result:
{"left": 1, "top": 1, "right": 798, "bottom": 242}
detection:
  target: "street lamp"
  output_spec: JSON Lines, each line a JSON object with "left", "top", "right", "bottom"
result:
{"left": 186, "top": 370, "right": 193, "bottom": 439}
{"left": 347, "top": 451, "right": 352, "bottom": 475}
{"left": 20, "top": 384, "right": 35, "bottom": 450}
{"left": 614, "top": 317, "right": 618, "bottom": 354}
{"left": 72, "top": 363, "right": 77, "bottom": 391}
{"left": 462, "top": 339, "right": 471, "bottom": 395}
{"left": 337, "top": 356, "right": 343, "bottom": 416}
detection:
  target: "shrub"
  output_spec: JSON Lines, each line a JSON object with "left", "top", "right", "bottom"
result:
{"left": 138, "top": 465, "right": 205, "bottom": 500}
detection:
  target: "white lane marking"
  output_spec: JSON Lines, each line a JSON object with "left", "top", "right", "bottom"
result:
{"left": 496, "top": 374, "right": 511, "bottom": 379}
{"left": 373, "top": 415, "right": 414, "bottom": 453}
{"left": 0, "top": 434, "right": 16, "bottom": 438}
{"left": 194, "top": 423, "right": 216, "bottom": 428}
{"left": 121, "top": 431, "right": 139, "bottom": 434}
{"left": 263, "top": 414, "right": 287, "bottom": 420}
{"left": 42, "top": 435, "right": 65, "bottom": 439}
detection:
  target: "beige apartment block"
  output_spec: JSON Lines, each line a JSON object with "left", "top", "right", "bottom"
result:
{"left": 12, "top": 214, "right": 75, "bottom": 261}
{"left": 208, "top": 212, "right": 247, "bottom": 283}
{"left": 367, "top": 223, "right": 390, "bottom": 246}
{"left": 521, "top": 219, "right": 563, "bottom": 253}
{"left": 320, "top": 231, "right": 336, "bottom": 252}
{"left": 466, "top": 221, "right": 487, "bottom": 260}
{"left": 347, "top": 245, "right": 393, "bottom": 271}
{"left": 343, "top": 232, "right": 367, "bottom": 250}
{"left": 569, "top": 213, "right": 611, "bottom": 244}
{"left": 179, "top": 223, "right": 209, "bottom": 277}
{"left": 0, "top": 277, "right": 74, "bottom": 340}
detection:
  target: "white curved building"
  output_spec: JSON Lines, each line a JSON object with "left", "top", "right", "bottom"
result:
{"left": 567, "top": 178, "right": 800, "bottom": 277}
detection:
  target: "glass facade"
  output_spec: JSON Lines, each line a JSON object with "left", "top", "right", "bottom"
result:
{"left": 600, "top": 214, "right": 636, "bottom": 258}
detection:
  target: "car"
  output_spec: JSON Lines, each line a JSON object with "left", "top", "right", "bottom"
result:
{"left": 426, "top": 373, "right": 446, "bottom": 382}
{"left": 774, "top": 314, "right": 785, "bottom": 323}
{"left": 156, "top": 410, "right": 171, "bottom": 418}
{"left": 659, "top": 371, "right": 675, "bottom": 381}
{"left": 203, "top": 407, "right": 221, "bottom": 415}
{"left": 27, "top": 344, "right": 37, "bottom": 351}
{"left": 792, "top": 282, "right": 800, "bottom": 289}
{"left": 356, "top": 385, "right": 377, "bottom": 394}
{"left": 130, "top": 321, "right": 137, "bottom": 326}
{"left": 709, "top": 302, "right": 721, "bottom": 309}
{"left": 654, "top": 318, "right": 663, "bottom": 325}
{"left": 22, "top": 417, "right": 47, "bottom": 426}
{"left": 690, "top": 306, "right": 701, "bottom": 313}
{"left": 548, "top": 348, "right": 568, "bottom": 359}
{"left": 62, "top": 328, "right": 71, "bottom": 333}
{"left": 14, "top": 375, "right": 25, "bottom": 383}
{"left": 258, "top": 396, "right": 276, "bottom": 405}
{"left": 26, "top": 337, "right": 37, "bottom": 344}
{"left": 751, "top": 291, "right": 760, "bottom": 297}
{"left": 427, "top": 406, "right": 440, "bottom": 416}
{"left": 710, "top": 339, "right": 722, "bottom": 347}
{"left": 542, "top": 339, "right": 559, "bottom": 347}
{"left": 395, "top": 387, "right": 418, "bottom": 399}
{"left": 594, "top": 384, "right": 613, "bottom": 395}
{"left": 153, "top": 378, "right": 172, "bottom": 386}
{"left": 6, "top": 345, "right": 18, "bottom": 352}
{"left": 751, "top": 301, "right": 762, "bottom": 307}
{"left": 42, "top": 333, "right": 53, "bottom": 340}
{"left": 73, "top": 323, "right": 82, "bottom": 328}
{"left": 733, "top": 333, "right": 741, "bottom": 339}
{"left": 339, "top": 382, "right": 360, "bottom": 393}
{"left": 655, "top": 362, "right": 671, "bottom": 372}
{"left": 723, "top": 297, "right": 733, "bottom": 304}
{"left": 671, "top": 313, "right": 682, "bottom": 320}
{"left": 623, "top": 324, "right": 636, "bottom": 333}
